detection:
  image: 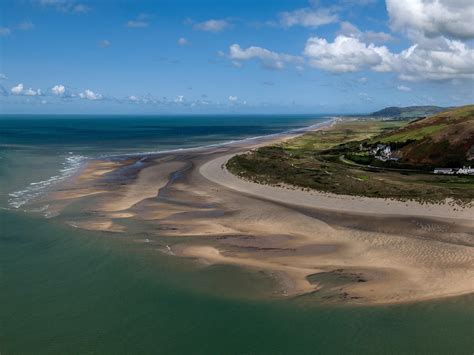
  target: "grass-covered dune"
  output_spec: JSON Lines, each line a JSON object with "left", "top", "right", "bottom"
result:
{"left": 227, "top": 106, "right": 474, "bottom": 204}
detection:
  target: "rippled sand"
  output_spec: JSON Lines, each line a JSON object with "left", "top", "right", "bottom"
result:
{"left": 34, "top": 132, "right": 474, "bottom": 305}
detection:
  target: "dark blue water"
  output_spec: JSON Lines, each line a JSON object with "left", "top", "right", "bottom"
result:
{"left": 0, "top": 114, "right": 326, "bottom": 154}
{"left": 0, "top": 114, "right": 329, "bottom": 209}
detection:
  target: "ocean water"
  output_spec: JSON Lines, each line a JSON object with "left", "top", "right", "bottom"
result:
{"left": 1, "top": 115, "right": 473, "bottom": 354}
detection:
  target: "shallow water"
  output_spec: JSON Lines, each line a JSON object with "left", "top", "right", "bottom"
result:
{"left": 1, "top": 115, "right": 473, "bottom": 354}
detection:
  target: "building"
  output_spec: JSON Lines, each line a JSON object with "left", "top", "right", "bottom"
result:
{"left": 457, "top": 166, "right": 474, "bottom": 175}
{"left": 434, "top": 168, "right": 454, "bottom": 174}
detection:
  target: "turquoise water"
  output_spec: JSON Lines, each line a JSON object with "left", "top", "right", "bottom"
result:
{"left": 1, "top": 115, "right": 473, "bottom": 354}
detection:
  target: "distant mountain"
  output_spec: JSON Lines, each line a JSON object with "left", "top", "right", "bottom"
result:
{"left": 370, "top": 106, "right": 446, "bottom": 119}
{"left": 375, "top": 105, "right": 474, "bottom": 167}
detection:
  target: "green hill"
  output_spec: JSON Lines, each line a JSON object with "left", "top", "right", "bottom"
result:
{"left": 374, "top": 105, "right": 474, "bottom": 167}
{"left": 371, "top": 105, "right": 446, "bottom": 119}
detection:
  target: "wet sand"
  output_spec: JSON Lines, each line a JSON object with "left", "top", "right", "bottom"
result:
{"left": 35, "top": 129, "right": 474, "bottom": 305}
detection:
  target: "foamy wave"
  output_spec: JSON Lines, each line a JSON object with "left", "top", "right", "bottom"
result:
{"left": 8, "top": 117, "right": 336, "bottom": 210}
{"left": 8, "top": 152, "right": 87, "bottom": 209}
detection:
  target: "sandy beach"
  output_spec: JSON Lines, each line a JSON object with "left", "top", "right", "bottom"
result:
{"left": 34, "top": 126, "right": 474, "bottom": 305}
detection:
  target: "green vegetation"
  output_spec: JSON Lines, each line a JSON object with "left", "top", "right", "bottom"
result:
{"left": 374, "top": 105, "right": 474, "bottom": 167}
{"left": 227, "top": 107, "right": 474, "bottom": 204}
{"left": 370, "top": 105, "right": 446, "bottom": 119}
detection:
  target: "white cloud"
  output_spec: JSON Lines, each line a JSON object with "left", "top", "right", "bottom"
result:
{"left": 304, "top": 35, "right": 391, "bottom": 73}
{"left": 279, "top": 7, "right": 337, "bottom": 28}
{"left": 126, "top": 13, "right": 151, "bottom": 28}
{"left": 128, "top": 95, "right": 140, "bottom": 102}
{"left": 126, "top": 20, "right": 148, "bottom": 28}
{"left": 387, "top": 0, "right": 474, "bottom": 39}
{"left": 228, "top": 95, "right": 238, "bottom": 102}
{"left": 175, "top": 95, "right": 185, "bottom": 103}
{"left": 0, "top": 73, "right": 7, "bottom": 80}
{"left": 194, "top": 19, "right": 230, "bottom": 32}
{"left": 79, "top": 89, "right": 102, "bottom": 100}
{"left": 51, "top": 84, "right": 66, "bottom": 95}
{"left": 11, "top": 83, "right": 41, "bottom": 96}
{"left": 397, "top": 85, "right": 412, "bottom": 91}
{"left": 178, "top": 37, "right": 189, "bottom": 46}
{"left": 38, "top": 0, "right": 90, "bottom": 13}
{"left": 228, "top": 44, "right": 304, "bottom": 70}
{"left": 11, "top": 84, "right": 24, "bottom": 95}
{"left": 391, "top": 39, "right": 474, "bottom": 81}
{"left": 97, "top": 39, "right": 111, "bottom": 48}
{"left": 339, "top": 22, "right": 394, "bottom": 43}
{"left": 304, "top": 34, "right": 474, "bottom": 81}
{"left": 0, "top": 27, "right": 11, "bottom": 36}
{"left": 24, "top": 88, "right": 42, "bottom": 96}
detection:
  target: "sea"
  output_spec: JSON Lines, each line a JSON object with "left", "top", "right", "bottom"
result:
{"left": 1, "top": 114, "right": 473, "bottom": 354}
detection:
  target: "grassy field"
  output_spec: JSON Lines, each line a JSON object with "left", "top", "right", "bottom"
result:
{"left": 227, "top": 118, "right": 474, "bottom": 204}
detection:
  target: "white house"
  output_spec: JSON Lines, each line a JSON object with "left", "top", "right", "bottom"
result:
{"left": 434, "top": 168, "right": 454, "bottom": 174}
{"left": 457, "top": 166, "right": 474, "bottom": 175}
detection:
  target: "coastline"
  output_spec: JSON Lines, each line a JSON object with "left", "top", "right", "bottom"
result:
{"left": 20, "top": 118, "right": 474, "bottom": 305}
{"left": 200, "top": 153, "right": 474, "bottom": 222}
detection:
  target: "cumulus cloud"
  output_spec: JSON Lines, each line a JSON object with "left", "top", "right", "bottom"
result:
{"left": 390, "top": 39, "right": 474, "bottom": 81}
{"left": 228, "top": 95, "right": 238, "bottom": 102}
{"left": 128, "top": 95, "right": 140, "bottom": 102}
{"left": 279, "top": 7, "right": 338, "bottom": 28}
{"left": 397, "top": 85, "right": 412, "bottom": 92}
{"left": 11, "top": 83, "right": 42, "bottom": 96}
{"left": 175, "top": 95, "right": 185, "bottom": 103}
{"left": 304, "top": 35, "right": 391, "bottom": 73}
{"left": 304, "top": 35, "right": 474, "bottom": 81}
{"left": 79, "top": 89, "right": 102, "bottom": 100}
{"left": 51, "top": 84, "right": 66, "bottom": 95}
{"left": 178, "top": 37, "right": 190, "bottom": 46}
{"left": 11, "top": 84, "right": 24, "bottom": 95}
{"left": 24, "top": 88, "right": 42, "bottom": 96}
{"left": 386, "top": 0, "right": 474, "bottom": 40}
{"left": 0, "top": 73, "right": 7, "bottom": 80}
{"left": 228, "top": 44, "right": 304, "bottom": 70}
{"left": 193, "top": 19, "right": 230, "bottom": 32}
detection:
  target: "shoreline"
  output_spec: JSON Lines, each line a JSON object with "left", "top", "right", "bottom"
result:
{"left": 8, "top": 117, "right": 335, "bottom": 210}
{"left": 200, "top": 153, "right": 474, "bottom": 222}
{"left": 22, "top": 118, "right": 474, "bottom": 305}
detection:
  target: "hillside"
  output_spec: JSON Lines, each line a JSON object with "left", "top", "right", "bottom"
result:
{"left": 373, "top": 105, "right": 474, "bottom": 167}
{"left": 371, "top": 105, "right": 446, "bottom": 119}
{"left": 227, "top": 116, "right": 474, "bottom": 203}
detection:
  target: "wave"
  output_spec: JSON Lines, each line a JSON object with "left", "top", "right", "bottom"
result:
{"left": 8, "top": 153, "right": 87, "bottom": 209}
{"left": 8, "top": 117, "right": 337, "bottom": 209}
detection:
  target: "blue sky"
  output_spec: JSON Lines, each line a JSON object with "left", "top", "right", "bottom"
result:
{"left": 0, "top": 0, "right": 473, "bottom": 114}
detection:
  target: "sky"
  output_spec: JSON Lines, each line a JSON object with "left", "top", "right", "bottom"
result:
{"left": 0, "top": 0, "right": 473, "bottom": 114}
